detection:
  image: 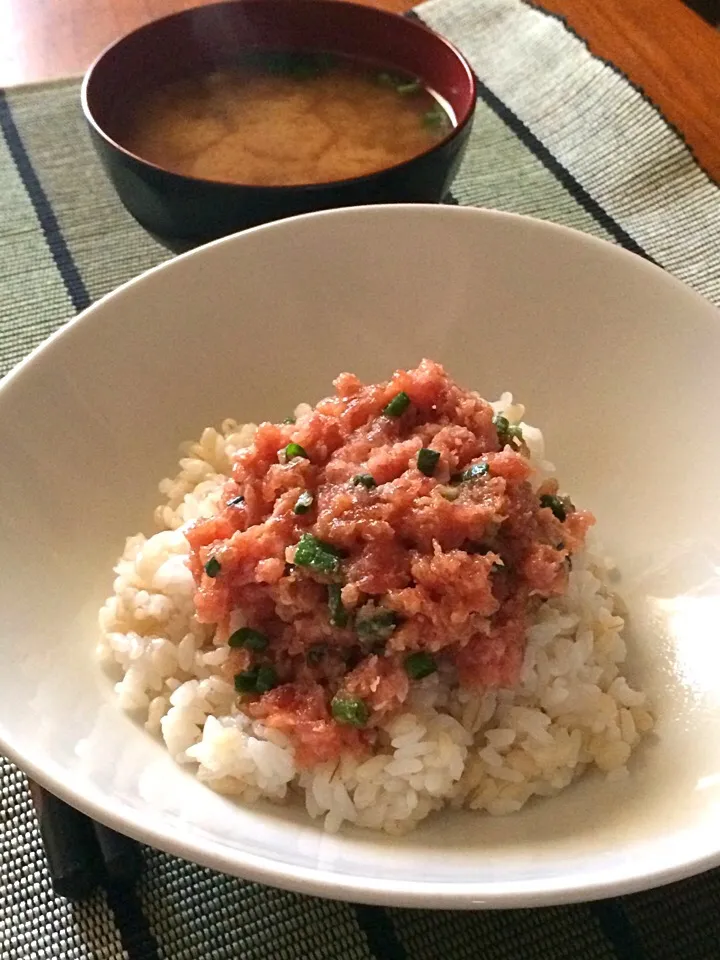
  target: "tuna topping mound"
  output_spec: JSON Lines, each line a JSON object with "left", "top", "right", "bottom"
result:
{"left": 185, "top": 360, "right": 593, "bottom": 766}
{"left": 99, "top": 360, "right": 652, "bottom": 834}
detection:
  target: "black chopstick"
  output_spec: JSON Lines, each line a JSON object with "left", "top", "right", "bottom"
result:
{"left": 93, "top": 818, "right": 144, "bottom": 886}
{"left": 27, "top": 779, "right": 144, "bottom": 900}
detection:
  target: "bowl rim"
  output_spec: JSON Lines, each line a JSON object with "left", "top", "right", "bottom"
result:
{"left": 2, "top": 204, "right": 719, "bottom": 908}
{"left": 80, "top": 0, "right": 477, "bottom": 194}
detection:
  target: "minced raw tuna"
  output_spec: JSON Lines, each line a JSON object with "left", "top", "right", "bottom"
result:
{"left": 185, "top": 360, "right": 594, "bottom": 765}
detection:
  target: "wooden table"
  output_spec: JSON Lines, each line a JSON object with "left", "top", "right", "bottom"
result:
{"left": 1, "top": 0, "right": 718, "bottom": 180}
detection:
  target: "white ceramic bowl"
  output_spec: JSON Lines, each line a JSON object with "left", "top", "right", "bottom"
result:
{"left": 1, "top": 205, "right": 719, "bottom": 908}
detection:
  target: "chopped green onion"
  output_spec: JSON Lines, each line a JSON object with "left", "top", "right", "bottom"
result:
{"left": 328, "top": 584, "right": 349, "bottom": 628}
{"left": 234, "top": 663, "right": 278, "bottom": 694}
{"left": 404, "top": 651, "right": 437, "bottom": 679}
{"left": 293, "top": 533, "right": 343, "bottom": 575}
{"left": 493, "top": 414, "right": 523, "bottom": 447}
{"left": 357, "top": 610, "right": 399, "bottom": 643}
{"left": 493, "top": 413, "right": 510, "bottom": 437}
{"left": 228, "top": 627, "right": 269, "bottom": 651}
{"left": 450, "top": 462, "right": 489, "bottom": 484}
{"left": 283, "top": 415, "right": 296, "bottom": 425}
{"left": 383, "top": 391, "right": 411, "bottom": 417}
{"left": 234, "top": 669, "right": 259, "bottom": 693}
{"left": 331, "top": 694, "right": 369, "bottom": 727}
{"left": 376, "top": 71, "right": 403, "bottom": 88}
{"left": 539, "top": 494, "right": 573, "bottom": 522}
{"left": 204, "top": 557, "right": 221, "bottom": 578}
{"left": 376, "top": 72, "right": 422, "bottom": 95}
{"left": 306, "top": 643, "right": 327, "bottom": 666}
{"left": 423, "top": 105, "right": 448, "bottom": 130}
{"left": 293, "top": 490, "right": 314, "bottom": 515}
{"left": 226, "top": 495, "right": 245, "bottom": 507}
{"left": 539, "top": 494, "right": 567, "bottom": 522}
{"left": 396, "top": 79, "right": 422, "bottom": 95}
{"left": 417, "top": 448, "right": 441, "bottom": 477}
{"left": 285, "top": 442, "right": 309, "bottom": 460}
{"left": 352, "top": 474, "right": 377, "bottom": 490}
{"left": 461, "top": 461, "right": 489, "bottom": 482}
{"left": 255, "top": 664, "right": 278, "bottom": 693}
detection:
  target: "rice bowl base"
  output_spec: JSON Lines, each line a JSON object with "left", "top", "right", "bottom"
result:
{"left": 1, "top": 205, "right": 720, "bottom": 906}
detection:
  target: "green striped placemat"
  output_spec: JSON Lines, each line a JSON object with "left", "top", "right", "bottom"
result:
{"left": 1, "top": 0, "right": 719, "bottom": 958}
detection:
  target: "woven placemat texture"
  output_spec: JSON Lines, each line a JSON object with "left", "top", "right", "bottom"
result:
{"left": 1, "top": 0, "right": 720, "bottom": 957}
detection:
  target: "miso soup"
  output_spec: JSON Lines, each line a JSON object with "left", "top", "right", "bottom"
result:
{"left": 123, "top": 51, "right": 455, "bottom": 186}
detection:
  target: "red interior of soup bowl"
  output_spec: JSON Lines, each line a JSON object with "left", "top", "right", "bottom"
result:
{"left": 84, "top": 0, "right": 476, "bottom": 160}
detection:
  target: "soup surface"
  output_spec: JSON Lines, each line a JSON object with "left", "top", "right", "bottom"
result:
{"left": 123, "top": 51, "right": 455, "bottom": 186}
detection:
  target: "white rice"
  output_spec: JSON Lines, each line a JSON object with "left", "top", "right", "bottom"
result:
{"left": 98, "top": 395, "right": 653, "bottom": 834}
